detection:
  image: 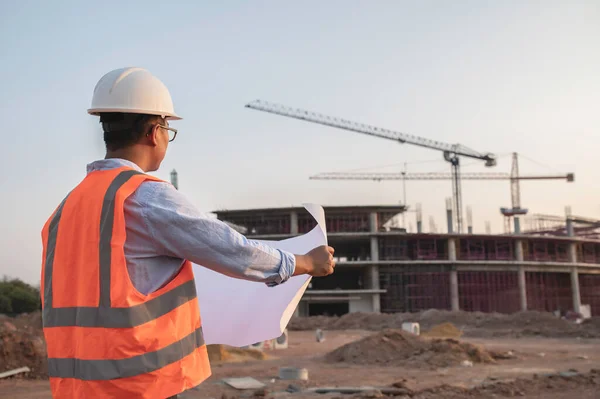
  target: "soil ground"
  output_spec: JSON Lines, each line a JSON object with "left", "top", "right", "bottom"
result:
{"left": 1, "top": 329, "right": 599, "bottom": 399}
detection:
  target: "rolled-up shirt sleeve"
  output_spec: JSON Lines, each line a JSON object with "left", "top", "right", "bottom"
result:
{"left": 137, "top": 181, "right": 296, "bottom": 286}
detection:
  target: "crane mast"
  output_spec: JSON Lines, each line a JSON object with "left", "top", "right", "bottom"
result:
{"left": 245, "top": 100, "right": 497, "bottom": 233}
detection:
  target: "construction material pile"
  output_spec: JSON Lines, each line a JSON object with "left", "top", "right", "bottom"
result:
{"left": 288, "top": 310, "right": 600, "bottom": 338}
{"left": 420, "top": 322, "right": 463, "bottom": 339}
{"left": 325, "top": 329, "right": 499, "bottom": 369}
{"left": 207, "top": 344, "right": 268, "bottom": 363}
{"left": 0, "top": 311, "right": 47, "bottom": 379}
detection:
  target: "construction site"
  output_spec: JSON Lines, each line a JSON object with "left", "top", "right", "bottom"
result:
{"left": 214, "top": 101, "right": 600, "bottom": 320}
{"left": 3, "top": 99, "right": 598, "bottom": 398}
{"left": 215, "top": 203, "right": 600, "bottom": 319}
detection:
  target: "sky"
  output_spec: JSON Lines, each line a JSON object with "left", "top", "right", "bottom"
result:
{"left": 1, "top": 1, "right": 599, "bottom": 285}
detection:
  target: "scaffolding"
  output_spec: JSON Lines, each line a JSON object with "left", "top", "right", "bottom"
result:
{"left": 579, "top": 243, "right": 599, "bottom": 264}
{"left": 379, "top": 266, "right": 451, "bottom": 313}
{"left": 458, "top": 271, "right": 520, "bottom": 313}
{"left": 526, "top": 272, "right": 573, "bottom": 313}
{"left": 580, "top": 274, "right": 600, "bottom": 316}
{"left": 455, "top": 238, "right": 514, "bottom": 261}
{"left": 221, "top": 213, "right": 290, "bottom": 235}
{"left": 459, "top": 239, "right": 486, "bottom": 260}
{"left": 297, "top": 210, "right": 403, "bottom": 234}
{"left": 524, "top": 214, "right": 600, "bottom": 239}
{"left": 379, "top": 238, "right": 409, "bottom": 260}
{"left": 523, "top": 240, "right": 570, "bottom": 262}
{"left": 487, "top": 240, "right": 513, "bottom": 260}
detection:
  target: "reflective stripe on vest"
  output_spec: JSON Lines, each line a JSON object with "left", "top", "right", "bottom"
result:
{"left": 42, "top": 280, "right": 197, "bottom": 327}
{"left": 41, "top": 169, "right": 209, "bottom": 387}
{"left": 48, "top": 327, "right": 204, "bottom": 380}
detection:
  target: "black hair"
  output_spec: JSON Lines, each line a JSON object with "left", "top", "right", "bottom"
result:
{"left": 100, "top": 113, "right": 164, "bottom": 151}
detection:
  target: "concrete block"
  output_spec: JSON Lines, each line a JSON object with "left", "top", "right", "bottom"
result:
{"left": 580, "top": 304, "right": 592, "bottom": 319}
{"left": 401, "top": 322, "right": 420, "bottom": 336}
{"left": 279, "top": 367, "right": 308, "bottom": 381}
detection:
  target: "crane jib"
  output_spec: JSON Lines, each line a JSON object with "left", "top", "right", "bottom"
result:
{"left": 245, "top": 99, "right": 502, "bottom": 234}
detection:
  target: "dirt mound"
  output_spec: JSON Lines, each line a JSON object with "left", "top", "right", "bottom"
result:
{"left": 409, "top": 369, "right": 600, "bottom": 399}
{"left": 0, "top": 329, "right": 47, "bottom": 379}
{"left": 289, "top": 310, "right": 600, "bottom": 338}
{"left": 11, "top": 311, "right": 43, "bottom": 331}
{"left": 0, "top": 311, "right": 46, "bottom": 379}
{"left": 582, "top": 317, "right": 600, "bottom": 329}
{"left": 288, "top": 312, "right": 406, "bottom": 331}
{"left": 207, "top": 344, "right": 268, "bottom": 363}
{"left": 324, "top": 329, "right": 495, "bottom": 369}
{"left": 421, "top": 322, "right": 463, "bottom": 339}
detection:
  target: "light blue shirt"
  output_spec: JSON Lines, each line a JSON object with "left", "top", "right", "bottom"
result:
{"left": 86, "top": 158, "right": 296, "bottom": 295}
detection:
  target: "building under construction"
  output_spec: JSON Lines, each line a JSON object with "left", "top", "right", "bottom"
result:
{"left": 214, "top": 205, "right": 600, "bottom": 318}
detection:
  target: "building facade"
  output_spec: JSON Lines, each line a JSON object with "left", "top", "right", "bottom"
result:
{"left": 214, "top": 206, "right": 600, "bottom": 317}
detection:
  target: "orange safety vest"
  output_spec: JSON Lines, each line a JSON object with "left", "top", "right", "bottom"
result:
{"left": 40, "top": 166, "right": 211, "bottom": 398}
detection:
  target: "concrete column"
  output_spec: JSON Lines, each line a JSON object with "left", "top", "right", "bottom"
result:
{"left": 369, "top": 212, "right": 378, "bottom": 232}
{"left": 370, "top": 236, "right": 379, "bottom": 262}
{"left": 515, "top": 239, "right": 524, "bottom": 261}
{"left": 448, "top": 238, "right": 459, "bottom": 311}
{"left": 566, "top": 223, "right": 581, "bottom": 313}
{"left": 514, "top": 217, "right": 521, "bottom": 234}
{"left": 568, "top": 242, "right": 577, "bottom": 263}
{"left": 516, "top": 240, "right": 527, "bottom": 311}
{"left": 448, "top": 238, "right": 457, "bottom": 261}
{"left": 369, "top": 235, "right": 381, "bottom": 312}
{"left": 570, "top": 267, "right": 581, "bottom": 314}
{"left": 568, "top": 240, "right": 581, "bottom": 313}
{"left": 566, "top": 218, "right": 574, "bottom": 237}
{"left": 450, "top": 269, "right": 459, "bottom": 311}
{"left": 290, "top": 211, "right": 298, "bottom": 235}
{"left": 368, "top": 265, "right": 381, "bottom": 313}
{"left": 517, "top": 267, "right": 527, "bottom": 311}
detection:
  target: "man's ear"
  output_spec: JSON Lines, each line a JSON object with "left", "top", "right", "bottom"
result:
{"left": 145, "top": 124, "right": 160, "bottom": 147}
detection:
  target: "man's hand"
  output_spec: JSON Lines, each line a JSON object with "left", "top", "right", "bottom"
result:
{"left": 294, "top": 245, "right": 336, "bottom": 277}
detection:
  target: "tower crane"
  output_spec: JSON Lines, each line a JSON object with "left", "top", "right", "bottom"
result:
{"left": 310, "top": 152, "right": 574, "bottom": 234}
{"left": 245, "top": 100, "right": 496, "bottom": 233}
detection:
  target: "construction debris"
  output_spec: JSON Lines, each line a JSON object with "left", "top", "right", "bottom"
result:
{"left": 420, "top": 322, "right": 463, "bottom": 339}
{"left": 315, "top": 328, "right": 325, "bottom": 342}
{"left": 278, "top": 367, "right": 308, "bottom": 381}
{"left": 0, "top": 312, "right": 47, "bottom": 379}
{"left": 305, "top": 386, "right": 406, "bottom": 395}
{"left": 351, "top": 370, "right": 600, "bottom": 399}
{"left": 207, "top": 344, "right": 268, "bottom": 363}
{"left": 401, "top": 322, "right": 420, "bottom": 335}
{"left": 222, "top": 377, "right": 265, "bottom": 390}
{"left": 0, "top": 367, "right": 31, "bottom": 379}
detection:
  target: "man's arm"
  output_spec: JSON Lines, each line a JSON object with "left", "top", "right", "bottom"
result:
{"left": 131, "top": 181, "right": 334, "bottom": 285}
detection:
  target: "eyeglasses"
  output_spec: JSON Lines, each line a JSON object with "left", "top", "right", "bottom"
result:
{"left": 158, "top": 124, "right": 178, "bottom": 142}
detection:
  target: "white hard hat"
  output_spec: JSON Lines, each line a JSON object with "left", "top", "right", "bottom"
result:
{"left": 87, "top": 67, "right": 182, "bottom": 120}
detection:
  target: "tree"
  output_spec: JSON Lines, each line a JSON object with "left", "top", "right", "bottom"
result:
{"left": 0, "top": 276, "right": 41, "bottom": 315}
{"left": 0, "top": 293, "right": 12, "bottom": 313}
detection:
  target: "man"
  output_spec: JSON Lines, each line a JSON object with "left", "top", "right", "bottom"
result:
{"left": 40, "top": 67, "right": 335, "bottom": 399}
